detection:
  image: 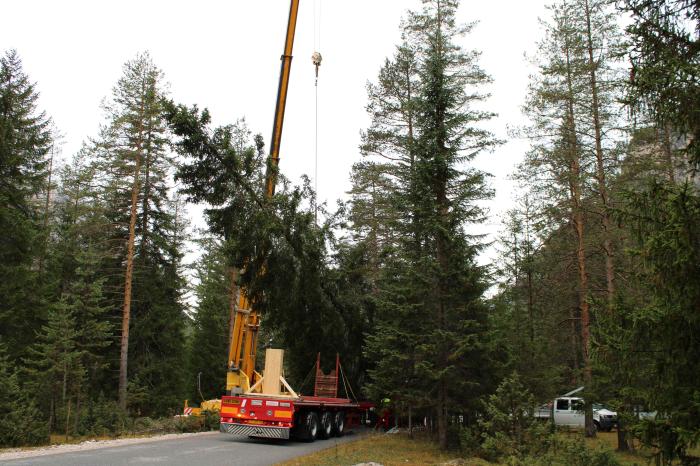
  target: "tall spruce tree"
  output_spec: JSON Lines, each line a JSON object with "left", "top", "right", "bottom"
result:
{"left": 0, "top": 50, "right": 53, "bottom": 363}
{"left": 363, "top": 0, "right": 500, "bottom": 449}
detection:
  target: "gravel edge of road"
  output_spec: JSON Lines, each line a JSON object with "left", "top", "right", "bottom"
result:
{"left": 0, "top": 431, "right": 220, "bottom": 461}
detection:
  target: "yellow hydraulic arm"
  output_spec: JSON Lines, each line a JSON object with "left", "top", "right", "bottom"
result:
{"left": 226, "top": 0, "right": 300, "bottom": 395}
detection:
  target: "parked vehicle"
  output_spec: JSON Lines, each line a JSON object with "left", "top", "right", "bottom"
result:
{"left": 535, "top": 395, "right": 617, "bottom": 431}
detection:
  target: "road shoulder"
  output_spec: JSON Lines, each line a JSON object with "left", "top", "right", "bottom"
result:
{"left": 0, "top": 431, "right": 219, "bottom": 462}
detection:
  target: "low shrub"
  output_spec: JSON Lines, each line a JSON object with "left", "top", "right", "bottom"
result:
{"left": 523, "top": 437, "right": 620, "bottom": 466}
{"left": 77, "top": 397, "right": 130, "bottom": 437}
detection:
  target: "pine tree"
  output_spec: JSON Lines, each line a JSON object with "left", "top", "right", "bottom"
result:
{"left": 576, "top": 0, "right": 625, "bottom": 310}
{"left": 83, "top": 52, "right": 186, "bottom": 415}
{"left": 516, "top": 0, "right": 598, "bottom": 435}
{"left": 0, "top": 49, "right": 53, "bottom": 363}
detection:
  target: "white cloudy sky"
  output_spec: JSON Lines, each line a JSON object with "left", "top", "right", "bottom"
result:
{"left": 2, "top": 0, "right": 551, "bottom": 270}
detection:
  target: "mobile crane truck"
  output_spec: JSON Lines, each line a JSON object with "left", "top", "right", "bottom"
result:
{"left": 216, "top": 0, "right": 373, "bottom": 441}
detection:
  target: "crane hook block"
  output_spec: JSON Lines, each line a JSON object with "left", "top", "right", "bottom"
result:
{"left": 312, "top": 51, "right": 322, "bottom": 78}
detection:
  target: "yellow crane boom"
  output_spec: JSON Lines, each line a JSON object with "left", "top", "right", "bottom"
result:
{"left": 226, "top": 0, "right": 301, "bottom": 396}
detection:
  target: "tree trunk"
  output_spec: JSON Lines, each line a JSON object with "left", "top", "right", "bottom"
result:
{"left": 437, "top": 383, "right": 448, "bottom": 450}
{"left": 570, "top": 307, "right": 580, "bottom": 385}
{"left": 62, "top": 359, "right": 68, "bottom": 403}
{"left": 118, "top": 143, "right": 143, "bottom": 411}
{"left": 617, "top": 411, "right": 630, "bottom": 452}
{"left": 65, "top": 399, "right": 71, "bottom": 441}
{"left": 140, "top": 153, "right": 150, "bottom": 258}
{"left": 39, "top": 144, "right": 54, "bottom": 273}
{"left": 118, "top": 79, "right": 147, "bottom": 411}
{"left": 527, "top": 268, "right": 534, "bottom": 341}
{"left": 564, "top": 35, "right": 595, "bottom": 437}
{"left": 48, "top": 395, "right": 55, "bottom": 434}
{"left": 74, "top": 395, "right": 81, "bottom": 436}
{"left": 140, "top": 128, "right": 152, "bottom": 259}
{"left": 584, "top": 0, "right": 615, "bottom": 311}
{"left": 662, "top": 123, "right": 675, "bottom": 182}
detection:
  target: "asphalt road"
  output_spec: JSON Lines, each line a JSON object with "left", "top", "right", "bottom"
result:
{"left": 1, "top": 430, "right": 367, "bottom": 466}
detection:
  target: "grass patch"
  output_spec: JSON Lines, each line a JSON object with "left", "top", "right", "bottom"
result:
{"left": 277, "top": 433, "right": 491, "bottom": 466}
{"left": 577, "top": 430, "right": 699, "bottom": 465}
{"left": 280, "top": 430, "right": 700, "bottom": 466}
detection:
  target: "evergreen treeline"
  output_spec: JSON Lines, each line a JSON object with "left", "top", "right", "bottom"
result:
{"left": 0, "top": 0, "right": 698, "bottom": 462}
{"left": 0, "top": 51, "right": 188, "bottom": 444}
{"left": 486, "top": 0, "right": 700, "bottom": 463}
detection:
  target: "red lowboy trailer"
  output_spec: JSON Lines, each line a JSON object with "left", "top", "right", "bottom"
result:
{"left": 220, "top": 352, "right": 373, "bottom": 441}
{"left": 219, "top": 394, "right": 373, "bottom": 441}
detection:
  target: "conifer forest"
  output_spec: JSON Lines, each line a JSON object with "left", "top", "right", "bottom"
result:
{"left": 1, "top": 0, "right": 699, "bottom": 464}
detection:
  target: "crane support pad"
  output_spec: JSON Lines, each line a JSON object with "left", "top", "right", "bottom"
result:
{"left": 220, "top": 422, "right": 290, "bottom": 439}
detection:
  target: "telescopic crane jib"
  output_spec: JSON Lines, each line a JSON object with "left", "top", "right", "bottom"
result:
{"left": 214, "top": 1, "right": 375, "bottom": 441}
{"left": 225, "top": 0, "right": 301, "bottom": 396}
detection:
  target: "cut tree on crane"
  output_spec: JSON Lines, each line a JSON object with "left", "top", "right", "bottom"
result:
{"left": 183, "top": 0, "right": 374, "bottom": 441}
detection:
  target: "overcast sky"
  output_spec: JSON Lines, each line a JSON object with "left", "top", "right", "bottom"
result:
{"left": 2, "top": 0, "right": 551, "bottom": 271}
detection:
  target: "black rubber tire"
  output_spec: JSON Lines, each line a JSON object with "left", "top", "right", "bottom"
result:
{"left": 319, "top": 411, "right": 333, "bottom": 439}
{"left": 333, "top": 411, "right": 345, "bottom": 437}
{"left": 302, "top": 411, "right": 320, "bottom": 442}
{"left": 593, "top": 420, "right": 600, "bottom": 433}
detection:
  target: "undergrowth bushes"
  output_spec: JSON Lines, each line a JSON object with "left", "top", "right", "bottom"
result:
{"left": 457, "top": 374, "right": 620, "bottom": 465}
{"left": 0, "top": 396, "right": 218, "bottom": 448}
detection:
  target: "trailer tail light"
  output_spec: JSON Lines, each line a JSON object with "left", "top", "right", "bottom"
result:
{"left": 221, "top": 406, "right": 239, "bottom": 416}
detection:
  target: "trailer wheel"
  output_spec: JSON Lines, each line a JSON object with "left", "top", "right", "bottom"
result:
{"left": 301, "top": 411, "right": 319, "bottom": 442}
{"left": 333, "top": 411, "right": 345, "bottom": 437}
{"left": 319, "top": 411, "right": 333, "bottom": 439}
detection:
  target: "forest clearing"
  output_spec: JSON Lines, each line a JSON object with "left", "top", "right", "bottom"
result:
{"left": 1, "top": 0, "right": 698, "bottom": 465}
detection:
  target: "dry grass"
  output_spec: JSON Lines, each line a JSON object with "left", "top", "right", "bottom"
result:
{"left": 579, "top": 431, "right": 700, "bottom": 466}
{"left": 280, "top": 430, "right": 700, "bottom": 466}
{"left": 277, "top": 432, "right": 490, "bottom": 466}
{"left": 569, "top": 431, "right": 652, "bottom": 465}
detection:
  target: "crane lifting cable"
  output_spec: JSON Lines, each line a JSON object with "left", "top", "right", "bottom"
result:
{"left": 312, "top": 0, "right": 322, "bottom": 223}
{"left": 312, "top": 50, "right": 322, "bottom": 223}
